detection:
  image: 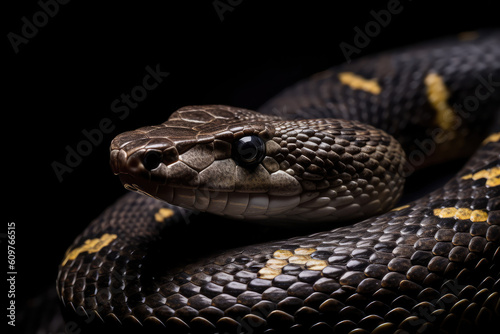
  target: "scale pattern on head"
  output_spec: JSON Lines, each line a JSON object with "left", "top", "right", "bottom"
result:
{"left": 110, "top": 105, "right": 406, "bottom": 222}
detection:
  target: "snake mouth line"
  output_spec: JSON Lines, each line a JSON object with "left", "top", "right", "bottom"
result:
{"left": 121, "top": 178, "right": 326, "bottom": 221}
{"left": 121, "top": 180, "right": 394, "bottom": 223}
{"left": 151, "top": 183, "right": 306, "bottom": 220}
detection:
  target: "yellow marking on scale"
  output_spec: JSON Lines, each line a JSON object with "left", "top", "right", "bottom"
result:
{"left": 265, "top": 258, "right": 288, "bottom": 269}
{"left": 424, "top": 73, "right": 458, "bottom": 132}
{"left": 293, "top": 248, "right": 316, "bottom": 255}
{"left": 455, "top": 208, "right": 473, "bottom": 220}
{"left": 338, "top": 72, "right": 381, "bottom": 95}
{"left": 489, "top": 176, "right": 500, "bottom": 187}
{"left": 258, "top": 267, "right": 281, "bottom": 280}
{"left": 433, "top": 208, "right": 488, "bottom": 222}
{"left": 259, "top": 247, "right": 327, "bottom": 280}
{"left": 391, "top": 204, "right": 410, "bottom": 211}
{"left": 305, "top": 259, "right": 328, "bottom": 271}
{"left": 272, "top": 249, "right": 294, "bottom": 259}
{"left": 471, "top": 210, "right": 489, "bottom": 222}
{"left": 288, "top": 255, "right": 310, "bottom": 265}
{"left": 434, "top": 207, "right": 457, "bottom": 218}
{"left": 155, "top": 208, "right": 175, "bottom": 222}
{"left": 62, "top": 233, "right": 117, "bottom": 266}
{"left": 482, "top": 133, "right": 500, "bottom": 145}
{"left": 462, "top": 167, "right": 500, "bottom": 187}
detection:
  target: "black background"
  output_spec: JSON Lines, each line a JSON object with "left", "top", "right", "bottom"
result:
{"left": 5, "top": 0, "right": 499, "bottom": 333}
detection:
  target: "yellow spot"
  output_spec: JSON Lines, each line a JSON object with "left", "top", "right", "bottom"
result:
{"left": 455, "top": 208, "right": 472, "bottom": 220}
{"left": 265, "top": 258, "right": 288, "bottom": 269}
{"left": 458, "top": 31, "right": 479, "bottom": 41}
{"left": 391, "top": 204, "right": 410, "bottom": 211}
{"left": 425, "top": 73, "right": 458, "bottom": 132}
{"left": 488, "top": 176, "right": 500, "bottom": 187}
{"left": 433, "top": 208, "right": 488, "bottom": 222}
{"left": 338, "top": 72, "right": 381, "bottom": 95}
{"left": 462, "top": 167, "right": 500, "bottom": 187}
{"left": 294, "top": 248, "right": 316, "bottom": 255}
{"left": 273, "top": 250, "right": 294, "bottom": 259}
{"left": 471, "top": 210, "right": 489, "bottom": 222}
{"left": 258, "top": 267, "right": 281, "bottom": 280}
{"left": 434, "top": 207, "right": 457, "bottom": 218}
{"left": 288, "top": 255, "right": 310, "bottom": 265}
{"left": 482, "top": 133, "right": 500, "bottom": 145}
{"left": 305, "top": 259, "right": 328, "bottom": 271}
{"left": 260, "top": 247, "right": 325, "bottom": 280}
{"left": 155, "top": 208, "right": 175, "bottom": 222}
{"left": 62, "top": 233, "right": 117, "bottom": 266}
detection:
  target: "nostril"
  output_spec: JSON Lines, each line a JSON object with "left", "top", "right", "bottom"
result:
{"left": 143, "top": 150, "right": 163, "bottom": 170}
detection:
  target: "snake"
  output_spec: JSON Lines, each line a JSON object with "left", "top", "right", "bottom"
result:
{"left": 57, "top": 30, "right": 500, "bottom": 334}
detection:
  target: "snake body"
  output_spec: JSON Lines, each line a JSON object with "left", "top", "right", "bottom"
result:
{"left": 57, "top": 31, "right": 500, "bottom": 333}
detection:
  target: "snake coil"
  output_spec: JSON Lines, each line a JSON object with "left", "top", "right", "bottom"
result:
{"left": 57, "top": 31, "right": 500, "bottom": 334}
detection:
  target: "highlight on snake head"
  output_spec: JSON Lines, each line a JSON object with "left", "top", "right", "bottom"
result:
{"left": 110, "top": 105, "right": 406, "bottom": 223}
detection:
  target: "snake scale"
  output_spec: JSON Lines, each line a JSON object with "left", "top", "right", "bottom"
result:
{"left": 57, "top": 31, "right": 500, "bottom": 334}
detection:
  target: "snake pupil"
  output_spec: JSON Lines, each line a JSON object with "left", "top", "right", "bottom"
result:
{"left": 143, "top": 150, "right": 163, "bottom": 170}
{"left": 232, "top": 135, "right": 266, "bottom": 167}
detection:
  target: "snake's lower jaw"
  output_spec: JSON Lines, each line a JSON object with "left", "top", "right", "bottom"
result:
{"left": 130, "top": 181, "right": 403, "bottom": 224}
{"left": 113, "top": 162, "right": 405, "bottom": 223}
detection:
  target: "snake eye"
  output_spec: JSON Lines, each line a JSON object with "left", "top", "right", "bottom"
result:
{"left": 143, "top": 150, "right": 163, "bottom": 170}
{"left": 232, "top": 135, "right": 266, "bottom": 167}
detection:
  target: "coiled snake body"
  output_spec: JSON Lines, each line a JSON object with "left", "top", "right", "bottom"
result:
{"left": 57, "top": 31, "right": 500, "bottom": 333}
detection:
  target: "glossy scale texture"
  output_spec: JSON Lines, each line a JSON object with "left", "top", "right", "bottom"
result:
{"left": 57, "top": 30, "right": 500, "bottom": 333}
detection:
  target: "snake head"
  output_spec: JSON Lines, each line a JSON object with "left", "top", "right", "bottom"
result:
{"left": 110, "top": 105, "right": 292, "bottom": 219}
{"left": 110, "top": 105, "right": 406, "bottom": 223}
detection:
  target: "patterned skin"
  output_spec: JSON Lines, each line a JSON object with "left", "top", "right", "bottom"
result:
{"left": 57, "top": 31, "right": 500, "bottom": 333}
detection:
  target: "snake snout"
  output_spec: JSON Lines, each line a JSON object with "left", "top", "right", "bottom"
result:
{"left": 110, "top": 132, "right": 180, "bottom": 191}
